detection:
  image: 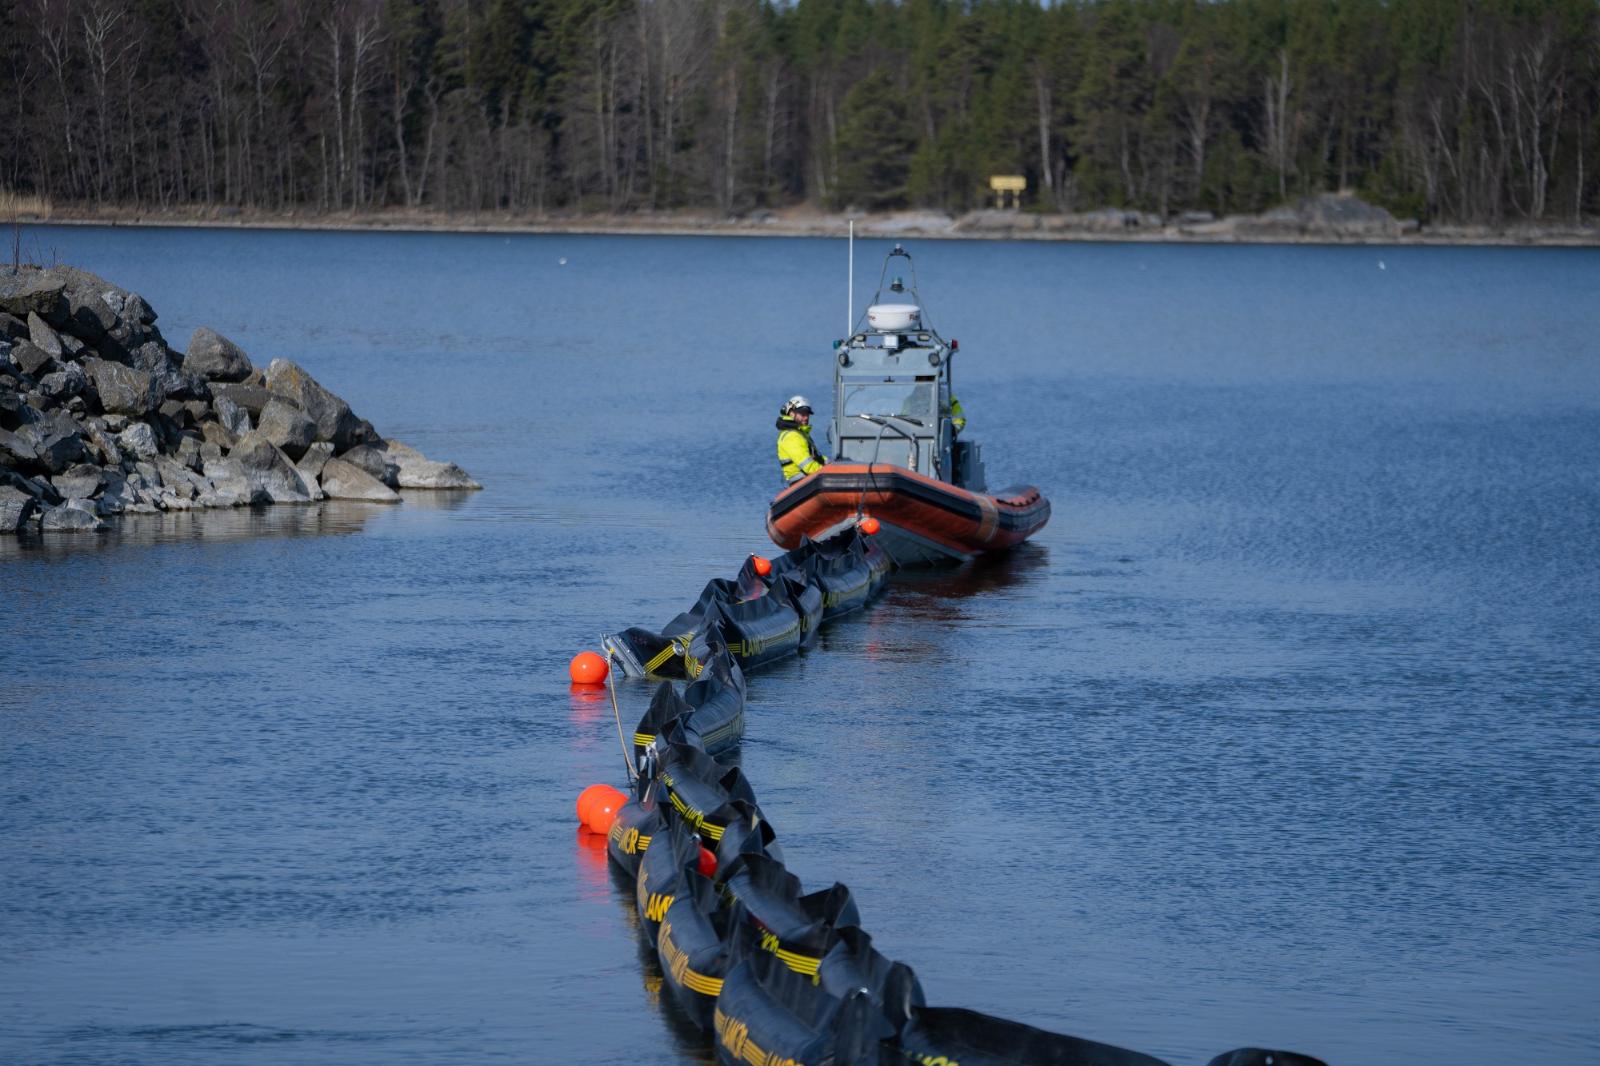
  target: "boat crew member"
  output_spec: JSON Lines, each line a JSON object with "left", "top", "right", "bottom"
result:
{"left": 776, "top": 395, "right": 827, "bottom": 484}
{"left": 950, "top": 395, "right": 966, "bottom": 435}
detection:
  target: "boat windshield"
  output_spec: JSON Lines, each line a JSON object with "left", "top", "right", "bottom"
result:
{"left": 841, "top": 380, "right": 935, "bottom": 424}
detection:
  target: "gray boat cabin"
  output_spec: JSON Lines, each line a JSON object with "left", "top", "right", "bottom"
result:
{"left": 826, "top": 244, "right": 986, "bottom": 492}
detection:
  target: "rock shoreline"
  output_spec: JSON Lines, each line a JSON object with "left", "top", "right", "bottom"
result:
{"left": 0, "top": 264, "right": 479, "bottom": 535}
{"left": 27, "top": 191, "right": 1600, "bottom": 246}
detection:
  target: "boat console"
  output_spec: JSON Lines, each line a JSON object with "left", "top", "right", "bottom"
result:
{"left": 827, "top": 245, "right": 986, "bottom": 492}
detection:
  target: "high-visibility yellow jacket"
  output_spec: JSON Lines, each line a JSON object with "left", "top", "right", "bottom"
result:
{"left": 950, "top": 395, "right": 966, "bottom": 434}
{"left": 776, "top": 417, "right": 826, "bottom": 483}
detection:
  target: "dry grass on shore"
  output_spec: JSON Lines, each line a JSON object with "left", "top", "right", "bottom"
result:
{"left": 27, "top": 198, "right": 1600, "bottom": 247}
{"left": 1, "top": 189, "right": 53, "bottom": 220}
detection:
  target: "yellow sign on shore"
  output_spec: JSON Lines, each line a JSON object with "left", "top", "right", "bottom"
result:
{"left": 989, "top": 175, "right": 1026, "bottom": 209}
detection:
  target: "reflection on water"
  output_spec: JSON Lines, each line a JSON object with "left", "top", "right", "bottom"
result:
{"left": 890, "top": 541, "right": 1051, "bottom": 601}
{"left": 602, "top": 866, "right": 717, "bottom": 1066}
{"left": 566, "top": 684, "right": 613, "bottom": 725}
{"left": 0, "top": 492, "right": 475, "bottom": 561}
{"left": 388, "top": 489, "right": 477, "bottom": 512}
{"left": 0, "top": 501, "right": 390, "bottom": 560}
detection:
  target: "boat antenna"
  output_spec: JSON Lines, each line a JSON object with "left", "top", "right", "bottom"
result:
{"left": 847, "top": 219, "right": 854, "bottom": 338}
{"left": 862, "top": 243, "right": 935, "bottom": 335}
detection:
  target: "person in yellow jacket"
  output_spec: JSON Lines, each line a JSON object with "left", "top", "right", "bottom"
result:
{"left": 776, "top": 395, "right": 827, "bottom": 484}
{"left": 950, "top": 395, "right": 966, "bottom": 434}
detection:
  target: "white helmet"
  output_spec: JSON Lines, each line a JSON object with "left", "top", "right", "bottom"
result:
{"left": 784, "top": 394, "right": 814, "bottom": 415}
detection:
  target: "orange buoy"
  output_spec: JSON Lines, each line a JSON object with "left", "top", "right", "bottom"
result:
{"left": 583, "top": 785, "right": 627, "bottom": 835}
{"left": 859, "top": 515, "right": 881, "bottom": 535}
{"left": 576, "top": 783, "right": 610, "bottom": 827}
{"left": 569, "top": 651, "right": 608, "bottom": 684}
{"left": 751, "top": 555, "right": 772, "bottom": 576}
{"left": 697, "top": 846, "right": 718, "bottom": 878}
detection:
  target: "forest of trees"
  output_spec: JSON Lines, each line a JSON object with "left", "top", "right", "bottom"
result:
{"left": 2, "top": 0, "right": 1597, "bottom": 225}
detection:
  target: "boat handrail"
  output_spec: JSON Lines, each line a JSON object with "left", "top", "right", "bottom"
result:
{"left": 852, "top": 414, "right": 920, "bottom": 473}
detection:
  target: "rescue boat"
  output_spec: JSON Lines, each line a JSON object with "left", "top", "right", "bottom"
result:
{"left": 765, "top": 244, "right": 1050, "bottom": 566}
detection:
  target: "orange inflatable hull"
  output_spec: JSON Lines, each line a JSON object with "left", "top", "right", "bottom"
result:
{"left": 766, "top": 464, "right": 1050, "bottom": 563}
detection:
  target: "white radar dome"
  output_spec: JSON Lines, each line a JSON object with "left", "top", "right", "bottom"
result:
{"left": 867, "top": 303, "right": 921, "bottom": 332}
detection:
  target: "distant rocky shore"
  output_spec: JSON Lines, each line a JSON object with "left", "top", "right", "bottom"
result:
{"left": 0, "top": 264, "right": 478, "bottom": 535}
{"left": 27, "top": 192, "right": 1599, "bottom": 246}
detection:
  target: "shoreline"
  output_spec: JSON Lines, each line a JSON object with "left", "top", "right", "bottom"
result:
{"left": 17, "top": 205, "right": 1600, "bottom": 248}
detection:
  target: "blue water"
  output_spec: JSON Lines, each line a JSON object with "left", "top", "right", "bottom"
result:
{"left": 3, "top": 226, "right": 1598, "bottom": 1065}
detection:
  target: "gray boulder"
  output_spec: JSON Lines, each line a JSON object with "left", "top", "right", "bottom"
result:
{"left": 211, "top": 381, "right": 274, "bottom": 418}
{"left": 229, "top": 432, "right": 315, "bottom": 503}
{"left": 338, "top": 443, "right": 400, "bottom": 488}
{"left": 85, "top": 423, "right": 123, "bottom": 466}
{"left": 96, "top": 471, "right": 128, "bottom": 513}
{"left": 27, "top": 313, "right": 65, "bottom": 358}
{"left": 1297, "top": 193, "right": 1401, "bottom": 237}
{"left": 35, "top": 266, "right": 160, "bottom": 351}
{"left": 383, "top": 439, "right": 482, "bottom": 490}
{"left": 199, "top": 418, "right": 238, "bottom": 451}
{"left": 1, "top": 466, "right": 63, "bottom": 504}
{"left": 44, "top": 264, "right": 148, "bottom": 323}
{"left": 295, "top": 440, "right": 335, "bottom": 484}
{"left": 184, "top": 327, "right": 254, "bottom": 382}
{"left": 0, "top": 272, "right": 65, "bottom": 320}
{"left": 264, "top": 359, "right": 363, "bottom": 450}
{"left": 51, "top": 464, "right": 104, "bottom": 499}
{"left": 211, "top": 393, "right": 253, "bottom": 437}
{"left": 201, "top": 455, "right": 252, "bottom": 501}
{"left": 131, "top": 461, "right": 163, "bottom": 490}
{"left": 39, "top": 361, "right": 87, "bottom": 401}
{"left": 195, "top": 483, "right": 251, "bottom": 508}
{"left": 88, "top": 360, "right": 159, "bottom": 416}
{"left": 0, "top": 382, "right": 28, "bottom": 428}
{"left": 0, "top": 484, "right": 39, "bottom": 531}
{"left": 117, "top": 421, "right": 160, "bottom": 460}
{"left": 16, "top": 413, "right": 85, "bottom": 474}
{"left": 0, "top": 426, "right": 35, "bottom": 466}
{"left": 158, "top": 399, "right": 192, "bottom": 429}
{"left": 66, "top": 288, "right": 119, "bottom": 341}
{"left": 175, "top": 434, "right": 203, "bottom": 470}
{"left": 319, "top": 457, "right": 400, "bottom": 503}
{"left": 0, "top": 312, "right": 26, "bottom": 341}
{"left": 10, "top": 338, "right": 54, "bottom": 377}
{"left": 41, "top": 499, "right": 107, "bottom": 532}
{"left": 155, "top": 457, "right": 202, "bottom": 499}
{"left": 130, "top": 341, "right": 205, "bottom": 401}
{"left": 257, "top": 397, "right": 317, "bottom": 460}
{"left": 98, "top": 288, "right": 155, "bottom": 327}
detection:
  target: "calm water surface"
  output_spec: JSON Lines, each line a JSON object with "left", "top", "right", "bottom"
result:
{"left": 2, "top": 226, "right": 1597, "bottom": 1065}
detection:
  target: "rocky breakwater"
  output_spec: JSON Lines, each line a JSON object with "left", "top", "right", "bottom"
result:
{"left": 0, "top": 264, "right": 479, "bottom": 535}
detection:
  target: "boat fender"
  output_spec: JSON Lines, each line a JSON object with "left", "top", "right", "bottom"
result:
{"left": 658, "top": 742, "right": 766, "bottom": 850}
{"left": 713, "top": 798, "right": 784, "bottom": 874}
{"left": 634, "top": 682, "right": 695, "bottom": 767}
{"left": 605, "top": 785, "right": 666, "bottom": 880}
{"left": 713, "top": 948, "right": 884, "bottom": 1066}
{"left": 656, "top": 870, "right": 736, "bottom": 1032}
{"left": 635, "top": 816, "right": 704, "bottom": 948}
{"left": 817, "top": 925, "right": 925, "bottom": 1034}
